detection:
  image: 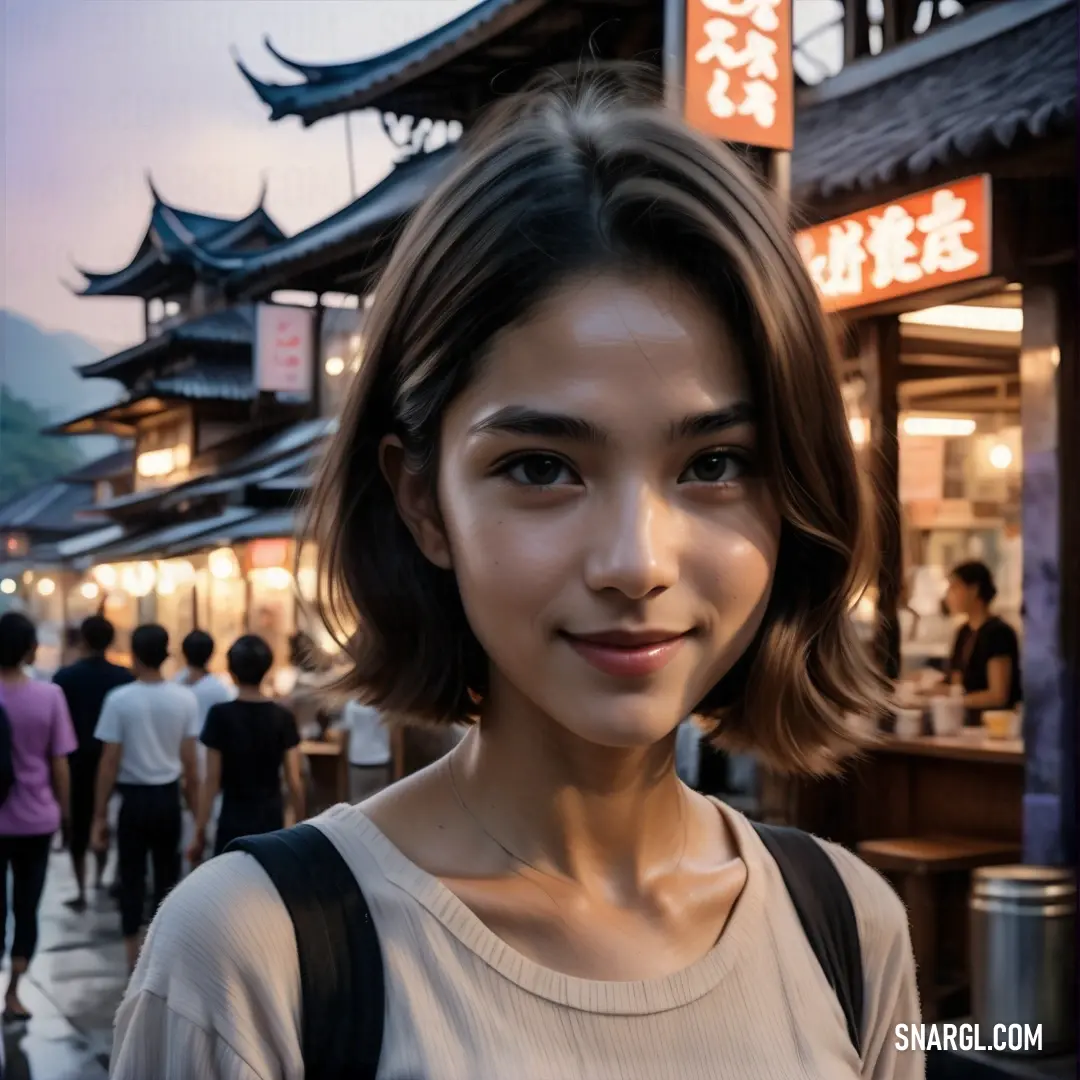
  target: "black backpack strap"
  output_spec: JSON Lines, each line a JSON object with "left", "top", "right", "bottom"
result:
{"left": 752, "top": 821, "right": 864, "bottom": 1057}
{"left": 227, "top": 823, "right": 385, "bottom": 1080}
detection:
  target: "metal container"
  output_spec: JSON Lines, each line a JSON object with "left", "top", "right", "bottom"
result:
{"left": 970, "top": 865, "right": 1076, "bottom": 1055}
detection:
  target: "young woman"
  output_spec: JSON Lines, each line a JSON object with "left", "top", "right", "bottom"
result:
{"left": 112, "top": 73, "right": 920, "bottom": 1078}
{"left": 945, "top": 560, "right": 1022, "bottom": 723}
{"left": 187, "top": 635, "right": 304, "bottom": 861}
{"left": 0, "top": 612, "right": 76, "bottom": 1022}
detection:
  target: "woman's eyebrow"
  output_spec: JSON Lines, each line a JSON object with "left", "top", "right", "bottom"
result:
{"left": 467, "top": 402, "right": 756, "bottom": 444}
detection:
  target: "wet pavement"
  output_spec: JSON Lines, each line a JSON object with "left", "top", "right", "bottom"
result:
{"left": 2, "top": 844, "right": 125, "bottom": 1080}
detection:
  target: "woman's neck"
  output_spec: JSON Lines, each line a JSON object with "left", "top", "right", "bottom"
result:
{"left": 967, "top": 604, "right": 990, "bottom": 631}
{"left": 454, "top": 678, "right": 689, "bottom": 894}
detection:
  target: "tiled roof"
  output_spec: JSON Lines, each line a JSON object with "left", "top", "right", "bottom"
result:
{"left": 200, "top": 509, "right": 300, "bottom": 546}
{"left": 149, "top": 365, "right": 256, "bottom": 402}
{"left": 90, "top": 507, "right": 259, "bottom": 560}
{"left": 219, "top": 150, "right": 454, "bottom": 296}
{"left": 58, "top": 448, "right": 134, "bottom": 484}
{"left": 792, "top": 0, "right": 1076, "bottom": 202}
{"left": 0, "top": 482, "right": 95, "bottom": 536}
{"left": 80, "top": 305, "right": 254, "bottom": 382}
{"left": 236, "top": 0, "right": 532, "bottom": 126}
{"left": 76, "top": 181, "right": 284, "bottom": 299}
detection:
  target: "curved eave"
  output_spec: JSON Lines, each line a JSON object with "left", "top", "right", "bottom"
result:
{"left": 75, "top": 183, "right": 281, "bottom": 296}
{"left": 45, "top": 397, "right": 170, "bottom": 437}
{"left": 236, "top": 0, "right": 540, "bottom": 126}
{"left": 223, "top": 148, "right": 455, "bottom": 296}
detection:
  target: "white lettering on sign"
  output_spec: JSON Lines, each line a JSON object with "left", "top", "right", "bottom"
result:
{"left": 916, "top": 189, "right": 980, "bottom": 275}
{"left": 702, "top": 0, "right": 781, "bottom": 33}
{"left": 800, "top": 189, "right": 981, "bottom": 303}
{"left": 866, "top": 205, "right": 923, "bottom": 290}
{"left": 694, "top": 0, "right": 783, "bottom": 130}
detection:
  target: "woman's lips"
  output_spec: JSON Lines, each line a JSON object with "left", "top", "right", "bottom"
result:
{"left": 562, "top": 633, "right": 688, "bottom": 678}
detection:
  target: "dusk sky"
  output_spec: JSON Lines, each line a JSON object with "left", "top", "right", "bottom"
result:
{"left": 3, "top": 0, "right": 844, "bottom": 353}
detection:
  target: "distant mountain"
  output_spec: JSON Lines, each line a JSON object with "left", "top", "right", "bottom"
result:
{"left": 1, "top": 309, "right": 122, "bottom": 420}
{"left": 0, "top": 313, "right": 122, "bottom": 494}
{"left": 0, "top": 309, "right": 123, "bottom": 502}
{"left": 0, "top": 387, "right": 85, "bottom": 503}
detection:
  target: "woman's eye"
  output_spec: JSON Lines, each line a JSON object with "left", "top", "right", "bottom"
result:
{"left": 503, "top": 454, "right": 576, "bottom": 487}
{"left": 680, "top": 451, "right": 747, "bottom": 485}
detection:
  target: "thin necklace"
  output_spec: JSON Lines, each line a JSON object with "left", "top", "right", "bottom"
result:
{"left": 445, "top": 752, "right": 558, "bottom": 879}
{"left": 443, "top": 750, "right": 690, "bottom": 884}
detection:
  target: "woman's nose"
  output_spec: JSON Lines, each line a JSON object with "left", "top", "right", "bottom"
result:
{"left": 582, "top": 485, "right": 679, "bottom": 600}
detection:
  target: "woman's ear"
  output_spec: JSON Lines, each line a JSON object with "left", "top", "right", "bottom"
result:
{"left": 379, "top": 435, "right": 453, "bottom": 570}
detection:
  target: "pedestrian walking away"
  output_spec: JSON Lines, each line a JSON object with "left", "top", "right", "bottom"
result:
{"left": 52, "top": 614, "right": 134, "bottom": 911}
{"left": 90, "top": 623, "right": 199, "bottom": 973}
{"left": 112, "top": 72, "right": 920, "bottom": 1079}
{"left": 174, "top": 629, "right": 235, "bottom": 768}
{"left": 0, "top": 612, "right": 77, "bottom": 1024}
{"left": 333, "top": 698, "right": 391, "bottom": 803}
{"left": 187, "top": 634, "right": 304, "bottom": 862}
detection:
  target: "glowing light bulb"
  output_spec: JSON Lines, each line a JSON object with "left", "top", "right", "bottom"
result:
{"left": 93, "top": 564, "right": 117, "bottom": 589}
{"left": 36, "top": 577, "right": 56, "bottom": 597}
{"left": 989, "top": 443, "right": 1013, "bottom": 470}
{"left": 324, "top": 356, "right": 345, "bottom": 377}
{"left": 0, "top": 579, "right": 16, "bottom": 595}
{"left": 209, "top": 548, "right": 238, "bottom": 580}
{"left": 80, "top": 582, "right": 100, "bottom": 601}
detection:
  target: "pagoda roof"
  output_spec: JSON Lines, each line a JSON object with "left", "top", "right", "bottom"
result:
{"left": 227, "top": 0, "right": 1075, "bottom": 298}
{"left": 57, "top": 448, "right": 134, "bottom": 484}
{"left": 236, "top": 0, "right": 540, "bottom": 126}
{"left": 0, "top": 482, "right": 95, "bottom": 538}
{"left": 80, "top": 305, "right": 255, "bottom": 385}
{"left": 47, "top": 366, "right": 257, "bottom": 438}
{"left": 74, "top": 179, "right": 284, "bottom": 299}
{"left": 792, "top": 0, "right": 1076, "bottom": 208}
{"left": 221, "top": 149, "right": 455, "bottom": 297}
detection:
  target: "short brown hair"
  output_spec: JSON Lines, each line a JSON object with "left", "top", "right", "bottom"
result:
{"left": 310, "top": 68, "right": 886, "bottom": 775}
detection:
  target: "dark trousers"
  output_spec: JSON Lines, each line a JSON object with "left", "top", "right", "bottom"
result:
{"left": 117, "top": 782, "right": 181, "bottom": 938}
{"left": 68, "top": 752, "right": 99, "bottom": 861}
{"left": 0, "top": 833, "right": 53, "bottom": 962}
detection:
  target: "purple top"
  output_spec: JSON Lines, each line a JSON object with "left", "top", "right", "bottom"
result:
{"left": 0, "top": 678, "right": 78, "bottom": 836}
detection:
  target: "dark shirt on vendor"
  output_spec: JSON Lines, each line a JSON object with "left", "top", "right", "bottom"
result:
{"left": 200, "top": 700, "right": 299, "bottom": 804}
{"left": 949, "top": 616, "right": 1022, "bottom": 723}
{"left": 53, "top": 656, "right": 134, "bottom": 763}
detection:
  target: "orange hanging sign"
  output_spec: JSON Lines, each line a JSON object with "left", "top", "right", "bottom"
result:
{"left": 684, "top": 0, "right": 793, "bottom": 151}
{"left": 794, "top": 175, "right": 993, "bottom": 313}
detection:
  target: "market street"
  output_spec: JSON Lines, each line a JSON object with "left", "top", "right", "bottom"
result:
{"left": 2, "top": 845, "right": 122, "bottom": 1080}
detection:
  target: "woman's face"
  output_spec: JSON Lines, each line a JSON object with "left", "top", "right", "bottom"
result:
{"left": 945, "top": 576, "right": 975, "bottom": 617}
{"left": 395, "top": 272, "right": 781, "bottom": 749}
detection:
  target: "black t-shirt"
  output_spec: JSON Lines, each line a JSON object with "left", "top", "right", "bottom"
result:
{"left": 200, "top": 700, "right": 300, "bottom": 803}
{"left": 949, "top": 615, "right": 1022, "bottom": 719}
{"left": 53, "top": 656, "right": 135, "bottom": 761}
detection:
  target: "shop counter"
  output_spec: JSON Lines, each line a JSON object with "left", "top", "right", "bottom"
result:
{"left": 299, "top": 736, "right": 349, "bottom": 813}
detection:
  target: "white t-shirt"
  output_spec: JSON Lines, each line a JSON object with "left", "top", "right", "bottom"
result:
{"left": 111, "top": 800, "right": 921, "bottom": 1080}
{"left": 337, "top": 700, "right": 391, "bottom": 767}
{"left": 95, "top": 682, "right": 201, "bottom": 786}
{"left": 174, "top": 670, "right": 236, "bottom": 727}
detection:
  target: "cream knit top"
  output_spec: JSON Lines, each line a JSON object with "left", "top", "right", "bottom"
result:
{"left": 111, "top": 800, "right": 923, "bottom": 1079}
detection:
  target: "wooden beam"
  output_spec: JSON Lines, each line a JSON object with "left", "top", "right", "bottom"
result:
{"left": 843, "top": 0, "right": 871, "bottom": 63}
{"left": 900, "top": 354, "right": 1018, "bottom": 376}
{"left": 861, "top": 316, "right": 903, "bottom": 680}
{"left": 1057, "top": 260, "right": 1078, "bottom": 866}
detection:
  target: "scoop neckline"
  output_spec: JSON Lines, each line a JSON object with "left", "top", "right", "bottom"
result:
{"left": 323, "top": 796, "right": 764, "bottom": 1016}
